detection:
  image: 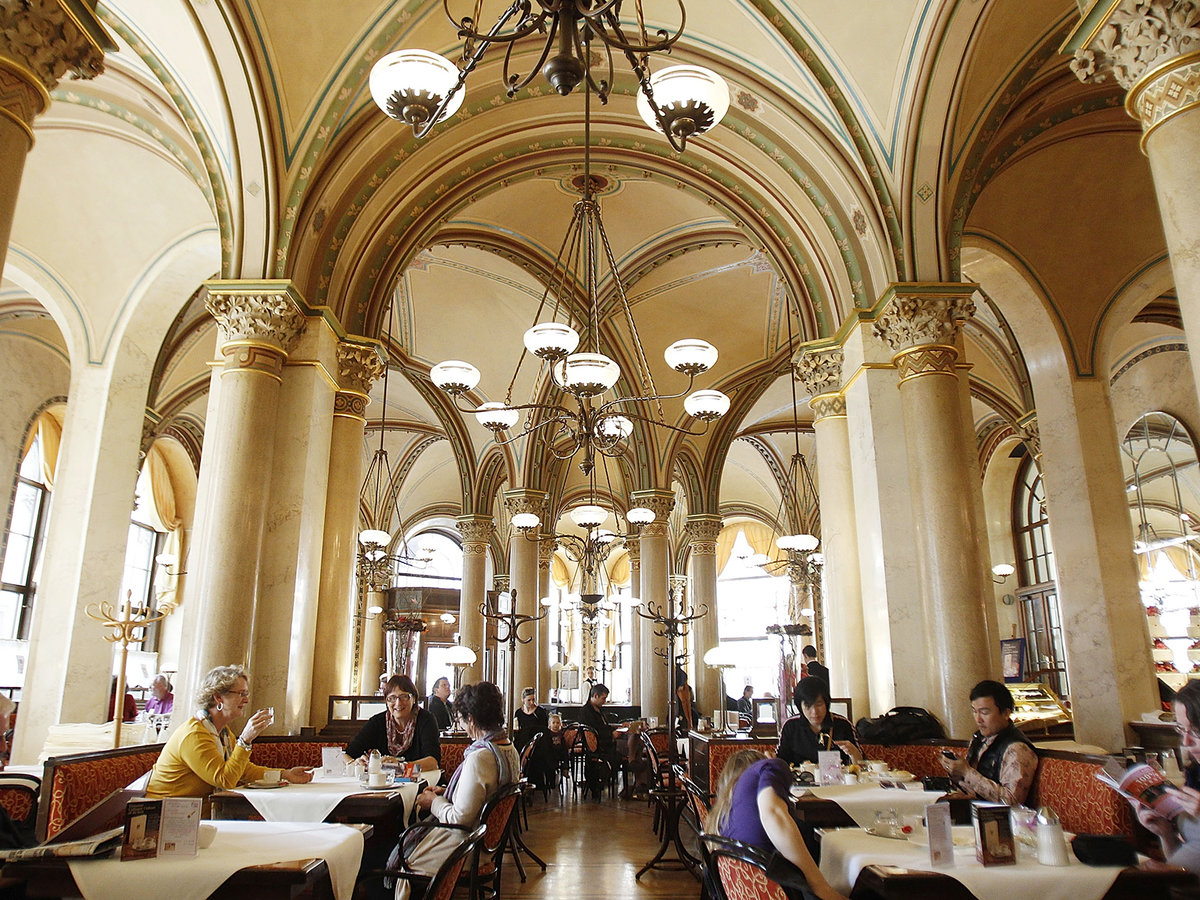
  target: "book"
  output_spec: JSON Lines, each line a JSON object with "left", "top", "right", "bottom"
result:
{"left": 0, "top": 826, "right": 124, "bottom": 862}
{"left": 1096, "top": 758, "right": 1188, "bottom": 820}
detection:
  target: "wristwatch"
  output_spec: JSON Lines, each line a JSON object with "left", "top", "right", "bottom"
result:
{"left": 237, "top": 737, "right": 253, "bottom": 751}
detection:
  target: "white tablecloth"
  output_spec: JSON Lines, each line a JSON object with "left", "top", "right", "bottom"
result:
{"left": 802, "top": 782, "right": 943, "bottom": 829}
{"left": 230, "top": 770, "right": 439, "bottom": 822}
{"left": 819, "top": 828, "right": 1125, "bottom": 900}
{"left": 68, "top": 820, "right": 363, "bottom": 900}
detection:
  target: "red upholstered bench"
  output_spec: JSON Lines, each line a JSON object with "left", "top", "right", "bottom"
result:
{"left": 250, "top": 736, "right": 344, "bottom": 770}
{"left": 36, "top": 743, "right": 162, "bottom": 841}
{"left": 1028, "top": 749, "right": 1135, "bottom": 839}
{"left": 859, "top": 740, "right": 967, "bottom": 778}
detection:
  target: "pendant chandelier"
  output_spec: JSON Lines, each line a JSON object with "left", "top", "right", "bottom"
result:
{"left": 368, "top": 0, "right": 730, "bottom": 152}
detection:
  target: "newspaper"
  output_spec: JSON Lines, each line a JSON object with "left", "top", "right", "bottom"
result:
{"left": 1096, "top": 758, "right": 1189, "bottom": 820}
{"left": 0, "top": 826, "right": 124, "bottom": 861}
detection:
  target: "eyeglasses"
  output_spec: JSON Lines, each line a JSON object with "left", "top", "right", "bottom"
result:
{"left": 224, "top": 689, "right": 250, "bottom": 698}
{"left": 1173, "top": 722, "right": 1200, "bottom": 741}
{"left": 385, "top": 693, "right": 413, "bottom": 704}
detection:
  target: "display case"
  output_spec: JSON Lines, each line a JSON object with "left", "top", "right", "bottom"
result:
{"left": 1007, "top": 682, "right": 1071, "bottom": 732}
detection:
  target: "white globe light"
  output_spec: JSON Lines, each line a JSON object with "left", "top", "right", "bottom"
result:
{"left": 636, "top": 65, "right": 730, "bottom": 137}
{"left": 474, "top": 401, "right": 519, "bottom": 431}
{"left": 684, "top": 389, "right": 730, "bottom": 421}
{"left": 523, "top": 322, "right": 579, "bottom": 360}
{"left": 430, "top": 360, "right": 480, "bottom": 394}
{"left": 553, "top": 352, "right": 621, "bottom": 398}
{"left": 369, "top": 50, "right": 464, "bottom": 125}
{"left": 598, "top": 415, "right": 633, "bottom": 440}
{"left": 444, "top": 644, "right": 477, "bottom": 665}
{"left": 512, "top": 512, "right": 541, "bottom": 531}
{"left": 569, "top": 504, "right": 608, "bottom": 529}
{"left": 703, "top": 645, "right": 737, "bottom": 667}
{"left": 595, "top": 529, "right": 617, "bottom": 545}
{"left": 626, "top": 506, "right": 656, "bottom": 525}
{"left": 664, "top": 338, "right": 718, "bottom": 376}
{"left": 777, "top": 534, "right": 819, "bottom": 552}
{"left": 359, "top": 529, "right": 391, "bottom": 546}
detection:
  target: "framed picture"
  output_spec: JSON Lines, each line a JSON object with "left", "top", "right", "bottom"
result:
{"left": 1001, "top": 638, "right": 1027, "bottom": 683}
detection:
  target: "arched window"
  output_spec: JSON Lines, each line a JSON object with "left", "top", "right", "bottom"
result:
{"left": 716, "top": 529, "right": 791, "bottom": 704}
{"left": 1, "top": 429, "right": 52, "bottom": 640}
{"left": 1011, "top": 454, "right": 1065, "bottom": 695}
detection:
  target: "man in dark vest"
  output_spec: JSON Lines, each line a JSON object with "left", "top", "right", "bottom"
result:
{"left": 802, "top": 645, "right": 829, "bottom": 687}
{"left": 939, "top": 679, "right": 1037, "bottom": 806}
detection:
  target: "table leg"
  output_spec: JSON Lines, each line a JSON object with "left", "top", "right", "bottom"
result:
{"left": 635, "top": 786, "right": 700, "bottom": 880}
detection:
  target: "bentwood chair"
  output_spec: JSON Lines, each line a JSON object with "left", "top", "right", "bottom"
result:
{"left": 464, "top": 781, "right": 526, "bottom": 900}
{"left": 365, "top": 821, "right": 485, "bottom": 900}
{"left": 700, "top": 834, "right": 803, "bottom": 900}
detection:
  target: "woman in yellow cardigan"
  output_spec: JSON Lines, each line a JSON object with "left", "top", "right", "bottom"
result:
{"left": 146, "top": 665, "right": 311, "bottom": 798}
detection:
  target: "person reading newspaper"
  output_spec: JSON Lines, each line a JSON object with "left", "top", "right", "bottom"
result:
{"left": 1128, "top": 679, "right": 1200, "bottom": 871}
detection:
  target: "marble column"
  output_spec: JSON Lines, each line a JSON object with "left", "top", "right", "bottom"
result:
{"left": 687, "top": 515, "right": 722, "bottom": 716}
{"left": 633, "top": 489, "right": 675, "bottom": 722}
{"left": 537, "top": 543, "right": 553, "bottom": 700}
{"left": 504, "top": 490, "right": 546, "bottom": 701}
{"left": 178, "top": 284, "right": 306, "bottom": 713}
{"left": 359, "top": 589, "right": 386, "bottom": 692}
{"left": 309, "top": 342, "right": 386, "bottom": 727}
{"left": 456, "top": 515, "right": 493, "bottom": 685}
{"left": 1069, "top": 1, "right": 1200, "bottom": 402}
{"left": 0, "top": 1, "right": 110, "bottom": 277}
{"left": 873, "top": 286, "right": 991, "bottom": 736}
{"left": 627, "top": 538, "right": 641, "bottom": 707}
{"left": 796, "top": 347, "right": 869, "bottom": 718}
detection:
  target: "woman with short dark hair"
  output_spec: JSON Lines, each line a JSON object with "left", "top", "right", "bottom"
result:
{"left": 776, "top": 676, "right": 862, "bottom": 765}
{"left": 345, "top": 674, "right": 440, "bottom": 771}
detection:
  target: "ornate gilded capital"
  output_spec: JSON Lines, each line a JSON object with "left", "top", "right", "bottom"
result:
{"left": 1017, "top": 414, "right": 1043, "bottom": 461}
{"left": 503, "top": 489, "right": 547, "bottom": 521}
{"left": 205, "top": 285, "right": 306, "bottom": 354}
{"left": 0, "top": 0, "right": 109, "bottom": 92}
{"left": 456, "top": 515, "right": 494, "bottom": 548}
{"left": 794, "top": 347, "right": 844, "bottom": 398}
{"left": 336, "top": 342, "right": 386, "bottom": 394}
{"left": 686, "top": 515, "right": 721, "bottom": 555}
{"left": 625, "top": 536, "right": 640, "bottom": 565}
{"left": 811, "top": 394, "right": 846, "bottom": 420}
{"left": 873, "top": 290, "right": 975, "bottom": 356}
{"left": 630, "top": 489, "right": 674, "bottom": 538}
{"left": 1070, "top": 1, "right": 1200, "bottom": 91}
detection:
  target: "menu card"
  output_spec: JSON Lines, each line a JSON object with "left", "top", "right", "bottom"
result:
{"left": 817, "top": 750, "right": 842, "bottom": 786}
{"left": 120, "top": 797, "right": 201, "bottom": 861}
{"left": 924, "top": 803, "right": 954, "bottom": 867}
{"left": 321, "top": 746, "right": 344, "bottom": 777}
{"left": 972, "top": 801, "right": 1016, "bottom": 866}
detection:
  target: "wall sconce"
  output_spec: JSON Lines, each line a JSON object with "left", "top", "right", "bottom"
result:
{"left": 991, "top": 563, "right": 1015, "bottom": 584}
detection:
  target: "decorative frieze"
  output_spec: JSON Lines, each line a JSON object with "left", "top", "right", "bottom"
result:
{"left": 794, "top": 347, "right": 844, "bottom": 398}
{"left": 0, "top": 0, "right": 107, "bottom": 92}
{"left": 333, "top": 391, "right": 368, "bottom": 420}
{"left": 205, "top": 288, "right": 306, "bottom": 353}
{"left": 336, "top": 342, "right": 386, "bottom": 394}
{"left": 810, "top": 394, "right": 846, "bottom": 419}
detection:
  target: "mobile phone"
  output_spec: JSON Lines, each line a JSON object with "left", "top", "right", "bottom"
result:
{"left": 941, "top": 750, "right": 957, "bottom": 759}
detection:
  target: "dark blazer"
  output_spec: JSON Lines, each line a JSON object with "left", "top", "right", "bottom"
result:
{"left": 345, "top": 708, "right": 441, "bottom": 765}
{"left": 427, "top": 694, "right": 452, "bottom": 730}
{"left": 805, "top": 660, "right": 830, "bottom": 687}
{"left": 776, "top": 712, "right": 860, "bottom": 766}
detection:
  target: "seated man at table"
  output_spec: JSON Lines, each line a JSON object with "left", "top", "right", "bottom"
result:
{"left": 939, "top": 679, "right": 1037, "bottom": 806}
{"left": 579, "top": 682, "right": 617, "bottom": 800}
{"left": 777, "top": 677, "right": 862, "bottom": 766}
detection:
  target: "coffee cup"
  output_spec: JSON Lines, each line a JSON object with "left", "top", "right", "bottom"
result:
{"left": 869, "top": 761, "right": 889, "bottom": 773}
{"left": 263, "top": 769, "right": 281, "bottom": 784}
{"left": 198, "top": 823, "right": 218, "bottom": 849}
{"left": 843, "top": 773, "right": 858, "bottom": 785}
{"left": 368, "top": 771, "right": 386, "bottom": 788}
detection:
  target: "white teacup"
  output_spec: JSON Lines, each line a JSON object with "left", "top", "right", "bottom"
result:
{"left": 263, "top": 769, "right": 281, "bottom": 784}
{"left": 368, "top": 771, "right": 387, "bottom": 788}
{"left": 868, "top": 760, "right": 889, "bottom": 773}
{"left": 198, "top": 823, "right": 217, "bottom": 850}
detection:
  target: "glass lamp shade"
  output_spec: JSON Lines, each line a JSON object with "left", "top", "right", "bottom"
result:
{"left": 366, "top": 605, "right": 384, "bottom": 616}
{"left": 992, "top": 563, "right": 1016, "bottom": 578}
{"left": 364, "top": 548, "right": 387, "bottom": 562}
{"left": 569, "top": 504, "right": 608, "bottom": 529}
{"left": 664, "top": 338, "right": 718, "bottom": 376}
{"left": 703, "top": 645, "right": 736, "bottom": 668}
{"left": 809, "top": 552, "right": 824, "bottom": 566}
{"left": 777, "top": 533, "right": 819, "bottom": 552}
{"left": 369, "top": 50, "right": 465, "bottom": 125}
{"left": 439, "top": 612, "right": 456, "bottom": 623}
{"left": 636, "top": 65, "right": 730, "bottom": 137}
{"left": 511, "top": 512, "right": 541, "bottom": 531}
{"left": 595, "top": 529, "right": 617, "bottom": 544}
{"left": 553, "top": 352, "right": 621, "bottom": 398}
{"left": 474, "top": 401, "right": 519, "bottom": 431}
{"left": 430, "top": 360, "right": 480, "bottom": 394}
{"left": 523, "top": 322, "right": 579, "bottom": 360}
{"left": 626, "top": 506, "right": 655, "bottom": 525}
{"left": 443, "top": 644, "right": 477, "bottom": 665}
{"left": 597, "top": 415, "right": 633, "bottom": 441}
{"left": 684, "top": 388, "right": 731, "bottom": 421}
{"left": 359, "top": 528, "right": 391, "bottom": 546}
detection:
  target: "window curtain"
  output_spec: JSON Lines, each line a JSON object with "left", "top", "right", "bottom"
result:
{"left": 716, "top": 522, "right": 785, "bottom": 576}
{"left": 21, "top": 410, "right": 63, "bottom": 488}
{"left": 143, "top": 443, "right": 184, "bottom": 611}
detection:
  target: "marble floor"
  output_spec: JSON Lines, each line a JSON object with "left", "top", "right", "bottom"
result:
{"left": 497, "top": 792, "right": 704, "bottom": 899}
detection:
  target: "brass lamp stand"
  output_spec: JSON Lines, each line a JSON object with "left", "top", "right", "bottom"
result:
{"left": 86, "top": 591, "right": 168, "bottom": 748}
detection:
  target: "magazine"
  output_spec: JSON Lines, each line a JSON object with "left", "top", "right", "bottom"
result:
{"left": 0, "top": 826, "right": 124, "bottom": 862}
{"left": 1096, "top": 758, "right": 1189, "bottom": 820}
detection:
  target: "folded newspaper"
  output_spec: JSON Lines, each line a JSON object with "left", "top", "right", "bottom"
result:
{"left": 0, "top": 826, "right": 124, "bottom": 861}
{"left": 1096, "top": 758, "right": 1189, "bottom": 820}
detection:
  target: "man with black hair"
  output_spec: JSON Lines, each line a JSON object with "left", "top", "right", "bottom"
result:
{"left": 939, "top": 679, "right": 1037, "bottom": 806}
{"left": 802, "top": 645, "right": 829, "bottom": 687}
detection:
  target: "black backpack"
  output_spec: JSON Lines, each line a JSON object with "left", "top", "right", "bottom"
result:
{"left": 855, "top": 706, "right": 945, "bottom": 745}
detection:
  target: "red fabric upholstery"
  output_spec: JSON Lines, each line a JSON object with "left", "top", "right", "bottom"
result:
{"left": 1029, "top": 756, "right": 1134, "bottom": 838}
{"left": 250, "top": 740, "right": 342, "bottom": 770}
{"left": 715, "top": 856, "right": 788, "bottom": 900}
{"left": 44, "top": 749, "right": 160, "bottom": 840}
{"left": 707, "top": 741, "right": 775, "bottom": 793}
{"left": 860, "top": 742, "right": 961, "bottom": 778}
{"left": 439, "top": 740, "right": 467, "bottom": 780}
{"left": 0, "top": 784, "right": 36, "bottom": 826}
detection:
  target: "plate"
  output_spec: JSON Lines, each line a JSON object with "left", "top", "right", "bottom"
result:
{"left": 357, "top": 782, "right": 399, "bottom": 791}
{"left": 244, "top": 780, "right": 287, "bottom": 789}
{"left": 907, "top": 825, "right": 975, "bottom": 851}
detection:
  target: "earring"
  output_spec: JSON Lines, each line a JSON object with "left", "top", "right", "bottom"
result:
{"left": 216, "top": 701, "right": 224, "bottom": 712}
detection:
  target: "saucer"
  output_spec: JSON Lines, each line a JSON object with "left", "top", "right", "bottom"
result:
{"left": 358, "top": 782, "right": 398, "bottom": 791}
{"left": 245, "top": 780, "right": 287, "bottom": 789}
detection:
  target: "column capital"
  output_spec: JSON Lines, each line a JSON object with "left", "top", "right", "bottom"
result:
{"left": 872, "top": 285, "right": 976, "bottom": 355}
{"left": 1017, "top": 413, "right": 1043, "bottom": 463}
{"left": 0, "top": 0, "right": 111, "bottom": 87}
{"left": 503, "top": 488, "right": 548, "bottom": 520}
{"left": 456, "top": 515, "right": 494, "bottom": 550}
{"left": 811, "top": 394, "right": 847, "bottom": 420}
{"left": 794, "top": 346, "right": 844, "bottom": 398}
{"left": 1068, "top": 1, "right": 1200, "bottom": 90}
{"left": 336, "top": 340, "right": 387, "bottom": 394}
{"left": 686, "top": 514, "right": 722, "bottom": 555}
{"left": 625, "top": 536, "right": 640, "bottom": 565}
{"left": 630, "top": 489, "right": 675, "bottom": 537}
{"left": 205, "top": 280, "right": 306, "bottom": 354}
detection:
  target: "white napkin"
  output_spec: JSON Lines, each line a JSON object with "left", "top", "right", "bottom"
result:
{"left": 232, "top": 777, "right": 367, "bottom": 823}
{"left": 805, "top": 783, "right": 943, "bottom": 829}
{"left": 68, "top": 821, "right": 364, "bottom": 900}
{"left": 819, "top": 828, "right": 1124, "bottom": 900}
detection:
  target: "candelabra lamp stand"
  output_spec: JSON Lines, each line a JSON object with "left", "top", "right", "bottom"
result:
{"left": 479, "top": 589, "right": 548, "bottom": 876}
{"left": 635, "top": 582, "right": 707, "bottom": 880}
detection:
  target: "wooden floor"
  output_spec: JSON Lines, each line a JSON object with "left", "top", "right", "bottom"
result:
{"left": 497, "top": 791, "right": 704, "bottom": 899}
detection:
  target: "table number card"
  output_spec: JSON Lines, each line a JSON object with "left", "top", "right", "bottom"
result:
{"left": 817, "top": 751, "right": 842, "bottom": 786}
{"left": 925, "top": 803, "right": 954, "bottom": 867}
{"left": 321, "top": 746, "right": 344, "bottom": 777}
